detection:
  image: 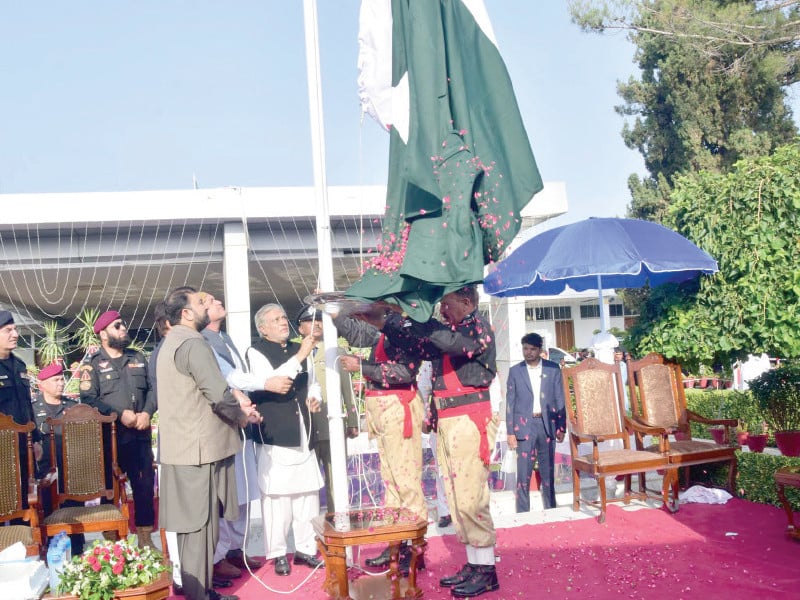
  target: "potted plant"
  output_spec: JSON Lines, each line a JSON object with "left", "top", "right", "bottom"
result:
{"left": 735, "top": 421, "right": 750, "bottom": 448}
{"left": 749, "top": 363, "right": 800, "bottom": 457}
{"left": 55, "top": 536, "right": 169, "bottom": 600}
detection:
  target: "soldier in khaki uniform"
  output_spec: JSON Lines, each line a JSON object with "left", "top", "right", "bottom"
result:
{"left": 382, "top": 286, "right": 500, "bottom": 598}
{"left": 333, "top": 308, "right": 425, "bottom": 575}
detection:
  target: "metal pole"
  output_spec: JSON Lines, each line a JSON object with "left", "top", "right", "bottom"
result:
{"left": 303, "top": 0, "right": 349, "bottom": 516}
{"left": 597, "top": 274, "right": 607, "bottom": 333}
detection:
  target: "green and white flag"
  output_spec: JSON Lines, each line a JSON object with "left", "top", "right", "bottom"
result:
{"left": 348, "top": 0, "right": 542, "bottom": 320}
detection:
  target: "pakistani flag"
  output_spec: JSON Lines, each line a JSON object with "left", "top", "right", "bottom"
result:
{"left": 348, "top": 0, "right": 542, "bottom": 320}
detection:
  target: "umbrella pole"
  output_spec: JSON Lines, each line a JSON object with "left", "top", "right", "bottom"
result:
{"left": 597, "top": 275, "right": 607, "bottom": 333}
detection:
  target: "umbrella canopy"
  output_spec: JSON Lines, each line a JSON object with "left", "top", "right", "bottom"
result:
{"left": 484, "top": 217, "right": 718, "bottom": 330}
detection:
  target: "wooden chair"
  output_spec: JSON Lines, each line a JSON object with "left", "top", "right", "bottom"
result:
{"left": 41, "top": 404, "right": 129, "bottom": 543}
{"left": 562, "top": 358, "right": 678, "bottom": 523}
{"left": 627, "top": 352, "right": 738, "bottom": 493}
{"left": 0, "top": 414, "right": 43, "bottom": 557}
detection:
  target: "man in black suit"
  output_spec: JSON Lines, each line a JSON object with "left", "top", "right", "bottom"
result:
{"left": 505, "top": 333, "right": 566, "bottom": 511}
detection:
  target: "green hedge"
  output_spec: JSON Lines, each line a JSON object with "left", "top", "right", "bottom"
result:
{"left": 737, "top": 452, "right": 800, "bottom": 511}
{"left": 684, "top": 389, "right": 766, "bottom": 438}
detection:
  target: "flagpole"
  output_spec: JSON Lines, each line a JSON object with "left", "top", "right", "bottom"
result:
{"left": 302, "top": 0, "right": 349, "bottom": 517}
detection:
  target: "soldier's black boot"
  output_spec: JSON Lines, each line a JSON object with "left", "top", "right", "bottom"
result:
{"left": 439, "top": 563, "right": 475, "bottom": 587}
{"left": 450, "top": 564, "right": 499, "bottom": 598}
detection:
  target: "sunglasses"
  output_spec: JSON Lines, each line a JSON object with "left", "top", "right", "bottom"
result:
{"left": 111, "top": 320, "right": 128, "bottom": 330}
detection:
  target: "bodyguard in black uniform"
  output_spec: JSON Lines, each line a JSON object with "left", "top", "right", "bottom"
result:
{"left": 0, "top": 310, "right": 42, "bottom": 507}
{"left": 79, "top": 310, "right": 156, "bottom": 548}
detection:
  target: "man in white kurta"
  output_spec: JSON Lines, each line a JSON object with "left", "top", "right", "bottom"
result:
{"left": 245, "top": 303, "right": 323, "bottom": 576}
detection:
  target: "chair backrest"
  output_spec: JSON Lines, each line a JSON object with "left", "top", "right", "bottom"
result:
{"left": 561, "top": 358, "right": 628, "bottom": 442}
{"left": 47, "top": 404, "right": 118, "bottom": 503}
{"left": 0, "top": 413, "right": 35, "bottom": 521}
{"left": 628, "top": 353, "right": 686, "bottom": 430}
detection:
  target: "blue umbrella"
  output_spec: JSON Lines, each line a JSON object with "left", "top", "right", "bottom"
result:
{"left": 483, "top": 217, "right": 718, "bottom": 331}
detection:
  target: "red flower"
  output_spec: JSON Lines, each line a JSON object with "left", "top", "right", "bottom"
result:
{"left": 112, "top": 562, "right": 124, "bottom": 575}
{"left": 91, "top": 562, "right": 102, "bottom": 572}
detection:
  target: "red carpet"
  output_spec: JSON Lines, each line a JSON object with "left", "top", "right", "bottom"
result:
{"left": 172, "top": 500, "right": 800, "bottom": 599}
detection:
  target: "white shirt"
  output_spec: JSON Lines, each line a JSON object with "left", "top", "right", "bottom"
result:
{"left": 526, "top": 361, "right": 543, "bottom": 415}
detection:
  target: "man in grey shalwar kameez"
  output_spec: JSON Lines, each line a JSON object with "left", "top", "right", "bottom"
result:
{"left": 157, "top": 287, "right": 261, "bottom": 600}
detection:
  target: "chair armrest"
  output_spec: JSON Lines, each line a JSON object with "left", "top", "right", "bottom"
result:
{"left": 570, "top": 429, "right": 621, "bottom": 444}
{"left": 686, "top": 410, "right": 737, "bottom": 427}
{"left": 626, "top": 416, "right": 674, "bottom": 436}
{"left": 112, "top": 464, "right": 129, "bottom": 504}
{"left": 570, "top": 429, "right": 600, "bottom": 443}
{"left": 27, "top": 478, "right": 39, "bottom": 507}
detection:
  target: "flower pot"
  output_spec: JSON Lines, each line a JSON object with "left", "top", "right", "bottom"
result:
{"left": 775, "top": 430, "right": 800, "bottom": 457}
{"left": 684, "top": 379, "right": 696, "bottom": 389}
{"left": 709, "top": 427, "right": 728, "bottom": 445}
{"left": 736, "top": 431, "right": 749, "bottom": 447}
{"left": 746, "top": 433, "right": 768, "bottom": 453}
{"left": 673, "top": 430, "right": 691, "bottom": 441}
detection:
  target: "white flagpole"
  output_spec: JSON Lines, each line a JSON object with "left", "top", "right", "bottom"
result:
{"left": 303, "top": 0, "right": 350, "bottom": 516}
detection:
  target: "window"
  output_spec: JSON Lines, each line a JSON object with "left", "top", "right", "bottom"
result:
{"left": 580, "top": 305, "right": 600, "bottom": 319}
{"left": 553, "top": 306, "right": 571, "bottom": 320}
{"left": 580, "top": 303, "right": 625, "bottom": 318}
{"left": 609, "top": 303, "right": 624, "bottom": 317}
{"left": 527, "top": 306, "right": 570, "bottom": 321}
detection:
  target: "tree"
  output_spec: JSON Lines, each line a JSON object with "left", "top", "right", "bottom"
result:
{"left": 627, "top": 143, "right": 800, "bottom": 369}
{"left": 570, "top": 1, "right": 800, "bottom": 76}
{"left": 570, "top": 0, "right": 798, "bottom": 221}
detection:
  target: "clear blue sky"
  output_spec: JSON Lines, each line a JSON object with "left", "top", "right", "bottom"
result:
{"left": 0, "top": 1, "right": 643, "bottom": 226}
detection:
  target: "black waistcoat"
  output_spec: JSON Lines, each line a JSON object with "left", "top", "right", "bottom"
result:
{"left": 249, "top": 338, "right": 312, "bottom": 449}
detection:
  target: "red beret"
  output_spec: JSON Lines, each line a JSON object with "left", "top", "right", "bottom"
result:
{"left": 94, "top": 310, "right": 122, "bottom": 334}
{"left": 38, "top": 362, "right": 63, "bottom": 380}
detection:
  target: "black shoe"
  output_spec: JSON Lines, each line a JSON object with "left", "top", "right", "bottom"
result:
{"left": 172, "top": 584, "right": 184, "bottom": 596}
{"left": 438, "top": 515, "right": 452, "bottom": 528}
{"left": 212, "top": 577, "right": 233, "bottom": 589}
{"left": 208, "top": 591, "right": 239, "bottom": 600}
{"left": 273, "top": 555, "right": 291, "bottom": 576}
{"left": 364, "top": 545, "right": 392, "bottom": 567}
{"left": 440, "top": 563, "right": 475, "bottom": 587}
{"left": 451, "top": 564, "right": 499, "bottom": 598}
{"left": 293, "top": 551, "right": 324, "bottom": 569}
{"left": 398, "top": 551, "right": 425, "bottom": 577}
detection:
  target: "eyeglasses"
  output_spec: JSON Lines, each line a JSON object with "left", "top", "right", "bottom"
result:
{"left": 111, "top": 321, "right": 127, "bottom": 330}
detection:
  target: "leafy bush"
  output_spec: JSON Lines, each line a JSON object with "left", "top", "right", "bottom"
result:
{"left": 736, "top": 451, "right": 800, "bottom": 511}
{"left": 748, "top": 364, "right": 800, "bottom": 432}
{"left": 684, "top": 389, "right": 764, "bottom": 440}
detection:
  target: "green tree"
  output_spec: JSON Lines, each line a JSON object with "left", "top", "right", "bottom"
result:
{"left": 628, "top": 143, "right": 800, "bottom": 369}
{"left": 570, "top": 0, "right": 798, "bottom": 221}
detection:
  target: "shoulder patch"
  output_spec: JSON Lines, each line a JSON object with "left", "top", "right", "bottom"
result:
{"left": 79, "top": 380, "right": 91, "bottom": 391}
{"left": 80, "top": 364, "right": 93, "bottom": 372}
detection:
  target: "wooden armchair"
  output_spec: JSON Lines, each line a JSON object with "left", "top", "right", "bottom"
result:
{"left": 627, "top": 353, "right": 738, "bottom": 493}
{"left": 41, "top": 404, "right": 129, "bottom": 542}
{"left": 562, "top": 358, "right": 678, "bottom": 523}
{"left": 0, "top": 414, "right": 42, "bottom": 557}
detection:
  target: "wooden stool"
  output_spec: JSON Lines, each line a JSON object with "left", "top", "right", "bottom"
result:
{"left": 312, "top": 508, "right": 427, "bottom": 599}
{"left": 774, "top": 466, "right": 800, "bottom": 540}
